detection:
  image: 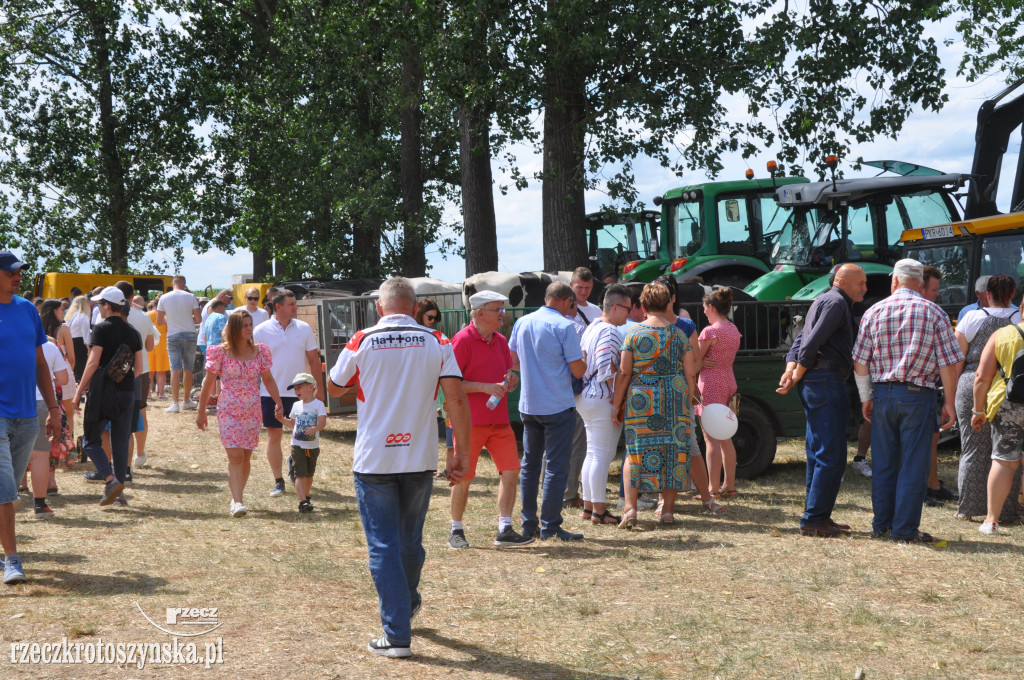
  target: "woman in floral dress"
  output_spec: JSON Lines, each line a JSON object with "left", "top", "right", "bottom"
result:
{"left": 196, "top": 310, "right": 284, "bottom": 518}
{"left": 612, "top": 281, "right": 697, "bottom": 528}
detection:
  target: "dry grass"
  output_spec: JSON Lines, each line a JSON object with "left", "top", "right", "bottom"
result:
{"left": 2, "top": 409, "right": 1023, "bottom": 679}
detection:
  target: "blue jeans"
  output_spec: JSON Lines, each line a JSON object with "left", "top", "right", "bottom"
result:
{"left": 353, "top": 471, "right": 433, "bottom": 646}
{"left": 83, "top": 390, "right": 135, "bottom": 483}
{"left": 0, "top": 417, "right": 38, "bottom": 505}
{"left": 798, "top": 369, "right": 849, "bottom": 527}
{"left": 871, "top": 383, "right": 935, "bottom": 539}
{"left": 520, "top": 408, "right": 576, "bottom": 536}
{"left": 166, "top": 332, "right": 198, "bottom": 372}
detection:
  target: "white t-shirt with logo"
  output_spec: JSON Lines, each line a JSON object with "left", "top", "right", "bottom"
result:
{"left": 329, "top": 314, "right": 462, "bottom": 474}
{"left": 36, "top": 341, "right": 68, "bottom": 402}
{"left": 158, "top": 289, "right": 199, "bottom": 336}
{"left": 289, "top": 398, "right": 327, "bottom": 449}
{"left": 253, "top": 317, "right": 318, "bottom": 398}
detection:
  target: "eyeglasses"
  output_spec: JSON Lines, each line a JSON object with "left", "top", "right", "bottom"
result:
{"left": 424, "top": 313, "right": 438, "bottom": 322}
{"left": 612, "top": 303, "right": 631, "bottom": 312}
{"left": 246, "top": 296, "right": 259, "bottom": 301}
{"left": 482, "top": 307, "right": 506, "bottom": 314}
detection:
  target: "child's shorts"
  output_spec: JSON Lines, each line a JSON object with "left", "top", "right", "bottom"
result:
{"left": 290, "top": 445, "right": 320, "bottom": 477}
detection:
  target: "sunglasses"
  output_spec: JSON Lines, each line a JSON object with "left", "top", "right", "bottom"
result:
{"left": 246, "top": 296, "right": 259, "bottom": 301}
{"left": 424, "top": 313, "right": 438, "bottom": 322}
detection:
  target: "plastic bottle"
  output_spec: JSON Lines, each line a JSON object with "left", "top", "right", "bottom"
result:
{"left": 486, "top": 378, "right": 509, "bottom": 410}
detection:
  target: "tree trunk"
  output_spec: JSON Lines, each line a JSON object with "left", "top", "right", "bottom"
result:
{"left": 400, "top": 44, "right": 426, "bottom": 277}
{"left": 253, "top": 247, "right": 273, "bottom": 282}
{"left": 90, "top": 8, "right": 129, "bottom": 273}
{"left": 459, "top": 104, "right": 498, "bottom": 276}
{"left": 541, "top": 62, "right": 588, "bottom": 272}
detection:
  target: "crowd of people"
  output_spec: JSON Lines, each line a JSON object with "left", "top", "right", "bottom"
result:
{"left": 9, "top": 254, "right": 1024, "bottom": 657}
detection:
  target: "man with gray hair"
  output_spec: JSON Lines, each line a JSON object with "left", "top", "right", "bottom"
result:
{"left": 446, "top": 290, "right": 533, "bottom": 548}
{"left": 957, "top": 275, "right": 992, "bottom": 323}
{"left": 328, "top": 277, "right": 471, "bottom": 658}
{"left": 852, "top": 259, "right": 964, "bottom": 543}
{"left": 509, "top": 280, "right": 587, "bottom": 541}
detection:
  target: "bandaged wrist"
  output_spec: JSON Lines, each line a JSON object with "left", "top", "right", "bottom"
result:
{"left": 854, "top": 372, "right": 873, "bottom": 402}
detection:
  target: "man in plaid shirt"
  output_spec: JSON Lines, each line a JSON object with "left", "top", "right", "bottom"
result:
{"left": 852, "top": 259, "right": 964, "bottom": 543}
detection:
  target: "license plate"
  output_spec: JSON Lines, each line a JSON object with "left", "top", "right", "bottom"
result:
{"left": 922, "top": 225, "right": 954, "bottom": 239}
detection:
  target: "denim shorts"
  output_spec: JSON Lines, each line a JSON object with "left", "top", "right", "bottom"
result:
{"left": 33, "top": 401, "right": 51, "bottom": 451}
{"left": 166, "top": 332, "right": 198, "bottom": 372}
{"left": 0, "top": 416, "right": 38, "bottom": 504}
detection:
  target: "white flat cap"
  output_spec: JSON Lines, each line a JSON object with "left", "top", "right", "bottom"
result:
{"left": 469, "top": 290, "right": 509, "bottom": 309}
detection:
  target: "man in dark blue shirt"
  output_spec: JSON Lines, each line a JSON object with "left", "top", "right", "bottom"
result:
{"left": 778, "top": 263, "right": 867, "bottom": 537}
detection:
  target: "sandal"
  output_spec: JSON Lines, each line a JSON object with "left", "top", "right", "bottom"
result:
{"left": 581, "top": 508, "right": 593, "bottom": 520}
{"left": 617, "top": 511, "right": 638, "bottom": 530}
{"left": 592, "top": 510, "right": 621, "bottom": 525}
{"left": 702, "top": 499, "right": 727, "bottom": 515}
{"left": 719, "top": 487, "right": 738, "bottom": 498}
{"left": 660, "top": 512, "right": 675, "bottom": 524}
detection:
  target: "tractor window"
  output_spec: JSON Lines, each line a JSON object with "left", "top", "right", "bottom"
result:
{"left": 756, "top": 196, "right": 792, "bottom": 254}
{"left": 891, "top": 192, "right": 956, "bottom": 245}
{"left": 716, "top": 196, "right": 754, "bottom": 255}
{"left": 846, "top": 204, "right": 874, "bottom": 259}
{"left": 671, "top": 198, "right": 704, "bottom": 257}
{"left": 905, "top": 243, "right": 972, "bottom": 306}
{"left": 980, "top": 234, "right": 1024, "bottom": 296}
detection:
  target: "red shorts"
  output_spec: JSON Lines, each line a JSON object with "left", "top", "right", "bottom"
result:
{"left": 454, "top": 424, "right": 521, "bottom": 482}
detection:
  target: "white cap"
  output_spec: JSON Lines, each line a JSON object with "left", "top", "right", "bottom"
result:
{"left": 469, "top": 290, "right": 509, "bottom": 309}
{"left": 891, "top": 258, "right": 924, "bottom": 281}
{"left": 91, "top": 286, "right": 127, "bottom": 305}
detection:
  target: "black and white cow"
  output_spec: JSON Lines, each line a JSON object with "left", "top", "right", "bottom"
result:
{"left": 461, "top": 270, "right": 610, "bottom": 310}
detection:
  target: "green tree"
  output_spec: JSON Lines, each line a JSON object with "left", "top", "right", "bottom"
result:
{"left": 0, "top": 0, "right": 216, "bottom": 274}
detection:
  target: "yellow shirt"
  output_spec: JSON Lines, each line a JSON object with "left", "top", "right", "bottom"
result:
{"left": 986, "top": 323, "right": 1024, "bottom": 420}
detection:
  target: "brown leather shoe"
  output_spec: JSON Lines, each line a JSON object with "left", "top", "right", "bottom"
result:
{"left": 827, "top": 518, "right": 851, "bottom": 532}
{"left": 800, "top": 523, "right": 843, "bottom": 537}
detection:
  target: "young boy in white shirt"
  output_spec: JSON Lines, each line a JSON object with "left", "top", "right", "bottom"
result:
{"left": 280, "top": 372, "right": 327, "bottom": 513}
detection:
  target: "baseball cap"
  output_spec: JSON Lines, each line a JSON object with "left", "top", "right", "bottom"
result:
{"left": 469, "top": 290, "right": 509, "bottom": 309}
{"left": 91, "top": 286, "right": 127, "bottom": 305}
{"left": 288, "top": 373, "right": 316, "bottom": 390}
{"left": 0, "top": 251, "right": 26, "bottom": 273}
{"left": 891, "top": 258, "right": 924, "bottom": 281}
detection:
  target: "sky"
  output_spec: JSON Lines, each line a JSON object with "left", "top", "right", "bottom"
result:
{"left": 10, "top": 25, "right": 1022, "bottom": 289}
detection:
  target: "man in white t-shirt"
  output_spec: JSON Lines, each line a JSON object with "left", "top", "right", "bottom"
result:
{"left": 236, "top": 286, "right": 270, "bottom": 327}
{"left": 253, "top": 289, "right": 323, "bottom": 498}
{"left": 328, "top": 277, "right": 470, "bottom": 659}
{"left": 156, "top": 276, "right": 201, "bottom": 413}
{"left": 564, "top": 266, "right": 596, "bottom": 506}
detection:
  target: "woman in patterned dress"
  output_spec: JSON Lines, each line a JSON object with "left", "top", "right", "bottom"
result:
{"left": 696, "top": 287, "right": 742, "bottom": 498}
{"left": 611, "top": 282, "right": 697, "bottom": 528}
{"left": 196, "top": 310, "right": 284, "bottom": 518}
{"left": 954, "top": 275, "right": 1022, "bottom": 522}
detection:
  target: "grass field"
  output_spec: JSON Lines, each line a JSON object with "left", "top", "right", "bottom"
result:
{"left": 2, "top": 406, "right": 1022, "bottom": 679}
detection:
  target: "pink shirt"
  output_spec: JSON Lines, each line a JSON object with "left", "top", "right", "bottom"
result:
{"left": 452, "top": 322, "right": 512, "bottom": 426}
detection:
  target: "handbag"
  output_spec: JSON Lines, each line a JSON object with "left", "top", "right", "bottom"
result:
{"left": 104, "top": 343, "right": 134, "bottom": 383}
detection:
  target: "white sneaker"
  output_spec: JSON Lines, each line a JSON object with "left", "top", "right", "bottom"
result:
{"left": 164, "top": 402, "right": 180, "bottom": 414}
{"left": 979, "top": 521, "right": 999, "bottom": 535}
{"left": 851, "top": 459, "right": 872, "bottom": 478}
{"left": 230, "top": 501, "right": 247, "bottom": 518}
{"left": 134, "top": 454, "right": 148, "bottom": 468}
{"left": 182, "top": 400, "right": 198, "bottom": 411}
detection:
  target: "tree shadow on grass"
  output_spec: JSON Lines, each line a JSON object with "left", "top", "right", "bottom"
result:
{"left": 15, "top": 569, "right": 184, "bottom": 597}
{"left": 414, "top": 628, "right": 630, "bottom": 680}
{"left": 319, "top": 429, "right": 357, "bottom": 446}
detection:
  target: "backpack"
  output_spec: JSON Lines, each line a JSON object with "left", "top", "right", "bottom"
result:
{"left": 998, "top": 325, "right": 1024, "bottom": 404}
{"left": 104, "top": 343, "right": 134, "bottom": 384}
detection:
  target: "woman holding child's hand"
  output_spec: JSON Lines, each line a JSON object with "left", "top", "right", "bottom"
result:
{"left": 196, "top": 310, "right": 283, "bottom": 518}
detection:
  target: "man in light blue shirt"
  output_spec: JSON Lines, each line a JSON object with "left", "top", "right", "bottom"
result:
{"left": 510, "top": 281, "right": 586, "bottom": 541}
{"left": 957, "top": 275, "right": 990, "bottom": 323}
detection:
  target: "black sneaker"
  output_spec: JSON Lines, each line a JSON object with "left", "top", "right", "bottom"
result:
{"left": 125, "top": 468, "right": 133, "bottom": 484}
{"left": 100, "top": 478, "right": 125, "bottom": 506}
{"left": 298, "top": 500, "right": 313, "bottom": 514}
{"left": 367, "top": 634, "right": 411, "bottom": 658}
{"left": 494, "top": 527, "right": 535, "bottom": 547}
{"left": 448, "top": 529, "right": 469, "bottom": 549}
{"left": 926, "top": 481, "right": 959, "bottom": 502}
{"left": 924, "top": 495, "right": 944, "bottom": 508}
{"left": 83, "top": 470, "right": 104, "bottom": 483}
{"left": 540, "top": 527, "right": 584, "bottom": 542}
{"left": 114, "top": 493, "right": 128, "bottom": 507}
{"left": 34, "top": 503, "right": 53, "bottom": 519}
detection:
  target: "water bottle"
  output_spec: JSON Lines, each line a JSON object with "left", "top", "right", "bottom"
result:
{"left": 486, "top": 394, "right": 501, "bottom": 410}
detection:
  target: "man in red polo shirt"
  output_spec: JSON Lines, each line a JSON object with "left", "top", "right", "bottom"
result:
{"left": 447, "top": 290, "right": 534, "bottom": 549}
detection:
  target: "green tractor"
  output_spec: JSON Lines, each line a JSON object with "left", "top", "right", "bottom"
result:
{"left": 620, "top": 172, "right": 809, "bottom": 288}
{"left": 585, "top": 209, "right": 660, "bottom": 281}
{"left": 744, "top": 163, "right": 967, "bottom": 304}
